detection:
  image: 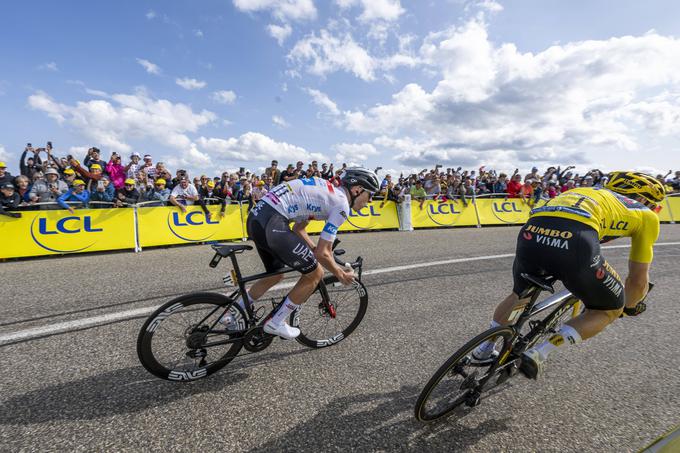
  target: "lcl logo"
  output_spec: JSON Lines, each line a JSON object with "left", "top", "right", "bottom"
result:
{"left": 167, "top": 211, "right": 220, "bottom": 242}
{"left": 426, "top": 202, "right": 464, "bottom": 226}
{"left": 491, "top": 200, "right": 526, "bottom": 224}
{"left": 30, "top": 216, "right": 103, "bottom": 253}
{"left": 493, "top": 202, "right": 523, "bottom": 213}
{"left": 346, "top": 205, "right": 382, "bottom": 229}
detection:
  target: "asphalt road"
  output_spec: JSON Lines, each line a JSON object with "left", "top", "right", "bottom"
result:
{"left": 2, "top": 225, "right": 680, "bottom": 452}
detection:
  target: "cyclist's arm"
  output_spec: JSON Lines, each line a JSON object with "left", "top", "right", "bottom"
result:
{"left": 314, "top": 237, "right": 347, "bottom": 280}
{"left": 625, "top": 260, "right": 650, "bottom": 308}
{"left": 292, "top": 220, "right": 315, "bottom": 250}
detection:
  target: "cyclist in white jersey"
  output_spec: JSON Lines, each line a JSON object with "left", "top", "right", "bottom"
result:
{"left": 223, "top": 167, "right": 380, "bottom": 339}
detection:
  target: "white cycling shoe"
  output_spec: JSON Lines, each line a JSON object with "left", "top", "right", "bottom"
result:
{"left": 263, "top": 320, "right": 300, "bottom": 340}
{"left": 218, "top": 307, "right": 242, "bottom": 331}
{"left": 519, "top": 349, "right": 546, "bottom": 380}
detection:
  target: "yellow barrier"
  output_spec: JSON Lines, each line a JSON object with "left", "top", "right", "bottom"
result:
{"left": 666, "top": 196, "right": 680, "bottom": 222}
{"left": 411, "top": 199, "right": 478, "bottom": 228}
{"left": 475, "top": 198, "right": 544, "bottom": 225}
{"left": 0, "top": 208, "right": 136, "bottom": 259}
{"left": 303, "top": 201, "right": 400, "bottom": 234}
{"left": 137, "top": 204, "right": 244, "bottom": 247}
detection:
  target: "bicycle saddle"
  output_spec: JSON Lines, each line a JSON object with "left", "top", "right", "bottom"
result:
{"left": 520, "top": 273, "right": 556, "bottom": 293}
{"left": 211, "top": 243, "right": 253, "bottom": 257}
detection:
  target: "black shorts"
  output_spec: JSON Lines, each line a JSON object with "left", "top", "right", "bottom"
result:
{"left": 512, "top": 217, "right": 625, "bottom": 311}
{"left": 246, "top": 201, "right": 318, "bottom": 274}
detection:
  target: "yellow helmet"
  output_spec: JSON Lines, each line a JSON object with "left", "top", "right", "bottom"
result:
{"left": 605, "top": 171, "right": 665, "bottom": 205}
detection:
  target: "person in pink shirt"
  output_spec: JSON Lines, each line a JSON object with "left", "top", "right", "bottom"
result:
{"left": 106, "top": 152, "right": 126, "bottom": 189}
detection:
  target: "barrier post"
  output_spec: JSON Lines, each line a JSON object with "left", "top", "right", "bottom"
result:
{"left": 133, "top": 205, "right": 142, "bottom": 252}
{"left": 399, "top": 195, "right": 413, "bottom": 231}
{"left": 240, "top": 201, "right": 248, "bottom": 241}
{"left": 665, "top": 197, "right": 675, "bottom": 224}
{"left": 472, "top": 192, "right": 482, "bottom": 228}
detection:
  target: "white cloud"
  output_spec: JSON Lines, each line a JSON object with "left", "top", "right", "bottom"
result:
{"left": 212, "top": 90, "right": 237, "bottom": 104}
{"left": 335, "top": 0, "right": 404, "bottom": 23}
{"left": 0, "top": 144, "right": 9, "bottom": 162}
{"left": 136, "top": 58, "right": 162, "bottom": 75}
{"left": 194, "top": 29, "right": 204, "bottom": 38}
{"left": 38, "top": 62, "right": 58, "bottom": 72}
{"left": 28, "top": 89, "right": 216, "bottom": 155}
{"left": 466, "top": 0, "right": 503, "bottom": 14}
{"left": 176, "top": 77, "right": 207, "bottom": 90}
{"left": 146, "top": 10, "right": 157, "bottom": 19}
{"left": 233, "top": 0, "right": 317, "bottom": 22}
{"left": 267, "top": 23, "right": 293, "bottom": 45}
{"left": 304, "top": 88, "right": 340, "bottom": 115}
{"left": 333, "top": 142, "right": 379, "bottom": 162}
{"left": 338, "top": 21, "right": 680, "bottom": 168}
{"left": 272, "top": 115, "right": 289, "bottom": 127}
{"left": 197, "top": 132, "right": 324, "bottom": 162}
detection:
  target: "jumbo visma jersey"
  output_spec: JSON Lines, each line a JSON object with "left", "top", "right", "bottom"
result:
{"left": 530, "top": 187, "right": 660, "bottom": 263}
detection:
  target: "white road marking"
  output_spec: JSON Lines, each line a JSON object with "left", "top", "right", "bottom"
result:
{"left": 2, "top": 241, "right": 680, "bottom": 345}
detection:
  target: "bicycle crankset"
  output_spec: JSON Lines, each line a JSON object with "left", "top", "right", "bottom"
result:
{"left": 243, "top": 326, "right": 274, "bottom": 352}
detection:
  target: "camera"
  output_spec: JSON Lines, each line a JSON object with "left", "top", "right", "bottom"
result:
{"left": 27, "top": 143, "right": 32, "bottom": 148}
{"left": 47, "top": 141, "right": 52, "bottom": 148}
{"left": 435, "top": 164, "right": 442, "bottom": 169}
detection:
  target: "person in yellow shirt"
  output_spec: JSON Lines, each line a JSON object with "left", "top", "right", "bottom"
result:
{"left": 473, "top": 171, "right": 666, "bottom": 379}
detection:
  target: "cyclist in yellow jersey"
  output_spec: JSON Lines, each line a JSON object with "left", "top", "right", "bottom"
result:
{"left": 473, "top": 171, "right": 666, "bottom": 379}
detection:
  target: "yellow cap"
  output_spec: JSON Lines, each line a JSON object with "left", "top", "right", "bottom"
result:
{"left": 257, "top": 180, "right": 265, "bottom": 186}
{"left": 207, "top": 180, "right": 215, "bottom": 188}
{"left": 64, "top": 168, "right": 75, "bottom": 175}
{"left": 125, "top": 178, "right": 136, "bottom": 185}
{"left": 0, "top": 161, "right": 6, "bottom": 168}
{"left": 73, "top": 179, "right": 86, "bottom": 186}
{"left": 90, "top": 163, "right": 102, "bottom": 170}
{"left": 155, "top": 178, "right": 166, "bottom": 185}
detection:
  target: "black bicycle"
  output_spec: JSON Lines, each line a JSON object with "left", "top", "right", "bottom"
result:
{"left": 137, "top": 240, "right": 368, "bottom": 381}
{"left": 414, "top": 273, "right": 585, "bottom": 421}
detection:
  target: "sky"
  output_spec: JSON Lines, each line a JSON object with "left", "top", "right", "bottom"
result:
{"left": 1, "top": 0, "right": 680, "bottom": 177}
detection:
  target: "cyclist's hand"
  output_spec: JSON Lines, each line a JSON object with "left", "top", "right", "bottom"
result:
{"left": 337, "top": 267, "right": 355, "bottom": 286}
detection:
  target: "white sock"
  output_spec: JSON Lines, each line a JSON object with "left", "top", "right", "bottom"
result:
{"left": 269, "top": 297, "right": 299, "bottom": 326}
{"left": 476, "top": 320, "right": 502, "bottom": 354}
{"left": 533, "top": 324, "right": 582, "bottom": 360}
{"left": 238, "top": 291, "right": 254, "bottom": 310}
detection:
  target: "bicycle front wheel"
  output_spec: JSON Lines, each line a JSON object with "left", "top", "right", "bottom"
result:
{"left": 415, "top": 326, "right": 515, "bottom": 422}
{"left": 292, "top": 278, "right": 368, "bottom": 349}
{"left": 137, "top": 292, "right": 244, "bottom": 381}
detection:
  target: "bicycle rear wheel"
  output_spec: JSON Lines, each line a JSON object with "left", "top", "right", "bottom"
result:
{"left": 292, "top": 278, "right": 368, "bottom": 349}
{"left": 415, "top": 326, "right": 515, "bottom": 422}
{"left": 137, "top": 292, "right": 244, "bottom": 381}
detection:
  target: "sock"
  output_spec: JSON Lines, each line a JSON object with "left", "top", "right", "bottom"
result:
{"left": 475, "top": 320, "right": 502, "bottom": 354}
{"left": 269, "top": 297, "right": 299, "bottom": 326}
{"left": 533, "top": 324, "right": 582, "bottom": 360}
{"left": 238, "top": 292, "right": 254, "bottom": 310}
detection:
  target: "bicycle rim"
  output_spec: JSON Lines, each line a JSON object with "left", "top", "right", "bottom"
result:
{"left": 415, "top": 326, "right": 515, "bottom": 422}
{"left": 292, "top": 280, "right": 368, "bottom": 349}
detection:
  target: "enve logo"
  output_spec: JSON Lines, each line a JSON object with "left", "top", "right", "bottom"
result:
{"left": 30, "top": 215, "right": 103, "bottom": 252}
{"left": 346, "top": 205, "right": 381, "bottom": 230}
{"left": 491, "top": 201, "right": 526, "bottom": 224}
{"left": 167, "top": 211, "right": 220, "bottom": 242}
{"left": 426, "top": 201, "right": 463, "bottom": 226}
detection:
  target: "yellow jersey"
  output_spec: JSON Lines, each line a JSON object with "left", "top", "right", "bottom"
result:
{"left": 530, "top": 188, "right": 660, "bottom": 263}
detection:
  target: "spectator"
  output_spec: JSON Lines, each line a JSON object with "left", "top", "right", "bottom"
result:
{"left": 115, "top": 178, "right": 142, "bottom": 207}
{"left": 265, "top": 160, "right": 281, "bottom": 185}
{"left": 581, "top": 175, "right": 594, "bottom": 187}
{"left": 252, "top": 180, "right": 268, "bottom": 202}
{"left": 14, "top": 175, "right": 33, "bottom": 205}
{"left": 294, "top": 161, "right": 304, "bottom": 179}
{"left": 321, "top": 163, "right": 334, "bottom": 180}
{"left": 281, "top": 163, "right": 297, "bottom": 182}
{"left": 493, "top": 173, "right": 508, "bottom": 194}
{"left": 69, "top": 158, "right": 104, "bottom": 186}
{"left": 198, "top": 180, "right": 228, "bottom": 219}
{"left": 62, "top": 168, "right": 77, "bottom": 187}
{"left": 169, "top": 176, "right": 199, "bottom": 213}
{"left": 57, "top": 179, "right": 90, "bottom": 213}
{"left": 562, "top": 179, "right": 576, "bottom": 192}
{"left": 106, "top": 152, "right": 126, "bottom": 189}
{"left": 19, "top": 146, "right": 43, "bottom": 178}
{"left": 29, "top": 167, "right": 68, "bottom": 205}
{"left": 671, "top": 171, "right": 680, "bottom": 191}
{"left": 507, "top": 173, "right": 523, "bottom": 198}
{"left": 410, "top": 180, "right": 427, "bottom": 209}
{"left": 525, "top": 166, "right": 540, "bottom": 182}
{"left": 546, "top": 181, "right": 559, "bottom": 198}
{"left": 82, "top": 147, "right": 106, "bottom": 170}
{"left": 519, "top": 179, "right": 534, "bottom": 205}
{"left": 85, "top": 164, "right": 105, "bottom": 192}
{"left": 90, "top": 175, "right": 116, "bottom": 207}
{"left": 141, "top": 155, "right": 157, "bottom": 180}
{"left": 145, "top": 178, "right": 171, "bottom": 204}
{"left": 125, "top": 152, "right": 142, "bottom": 179}
{"left": 0, "top": 161, "right": 14, "bottom": 187}
{"left": 0, "top": 182, "right": 22, "bottom": 218}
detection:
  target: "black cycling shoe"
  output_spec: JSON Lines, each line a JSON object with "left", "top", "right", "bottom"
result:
{"left": 519, "top": 350, "right": 544, "bottom": 380}
{"left": 471, "top": 349, "right": 499, "bottom": 364}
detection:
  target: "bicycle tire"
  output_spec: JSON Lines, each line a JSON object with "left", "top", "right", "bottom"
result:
{"left": 415, "top": 326, "right": 516, "bottom": 422}
{"left": 137, "top": 292, "right": 245, "bottom": 381}
{"left": 292, "top": 277, "right": 368, "bottom": 349}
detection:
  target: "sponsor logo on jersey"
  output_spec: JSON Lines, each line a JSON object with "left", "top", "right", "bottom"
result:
{"left": 288, "top": 204, "right": 299, "bottom": 214}
{"left": 306, "top": 203, "right": 321, "bottom": 213}
{"left": 525, "top": 224, "right": 574, "bottom": 239}
{"left": 535, "top": 234, "right": 569, "bottom": 249}
{"left": 322, "top": 223, "right": 339, "bottom": 236}
{"left": 292, "top": 243, "right": 315, "bottom": 262}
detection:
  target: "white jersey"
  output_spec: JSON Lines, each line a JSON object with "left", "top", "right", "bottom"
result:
{"left": 262, "top": 177, "right": 350, "bottom": 241}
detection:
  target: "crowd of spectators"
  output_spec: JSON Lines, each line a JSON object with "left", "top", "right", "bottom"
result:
{"left": 2, "top": 142, "right": 680, "bottom": 218}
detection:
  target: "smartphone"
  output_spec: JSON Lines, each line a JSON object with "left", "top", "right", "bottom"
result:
{"left": 47, "top": 141, "right": 52, "bottom": 148}
{"left": 435, "top": 164, "right": 442, "bottom": 169}
{"left": 27, "top": 143, "right": 32, "bottom": 148}
{"left": 97, "top": 180, "right": 104, "bottom": 190}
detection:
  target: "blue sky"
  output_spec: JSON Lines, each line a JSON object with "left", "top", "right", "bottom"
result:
{"left": 2, "top": 0, "right": 680, "bottom": 177}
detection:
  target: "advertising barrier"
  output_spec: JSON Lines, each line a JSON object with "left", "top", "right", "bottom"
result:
{"left": 411, "top": 199, "right": 478, "bottom": 228}
{"left": 137, "top": 204, "right": 244, "bottom": 247}
{"left": 475, "top": 198, "right": 543, "bottom": 225}
{"left": 0, "top": 208, "right": 136, "bottom": 259}
{"left": 665, "top": 196, "right": 680, "bottom": 223}
{"left": 304, "top": 201, "right": 400, "bottom": 234}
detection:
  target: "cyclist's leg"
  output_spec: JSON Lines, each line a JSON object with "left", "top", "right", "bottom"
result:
{"left": 245, "top": 206, "right": 286, "bottom": 300}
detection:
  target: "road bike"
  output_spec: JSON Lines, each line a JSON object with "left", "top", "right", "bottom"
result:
{"left": 137, "top": 240, "right": 368, "bottom": 381}
{"left": 414, "top": 273, "right": 585, "bottom": 421}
